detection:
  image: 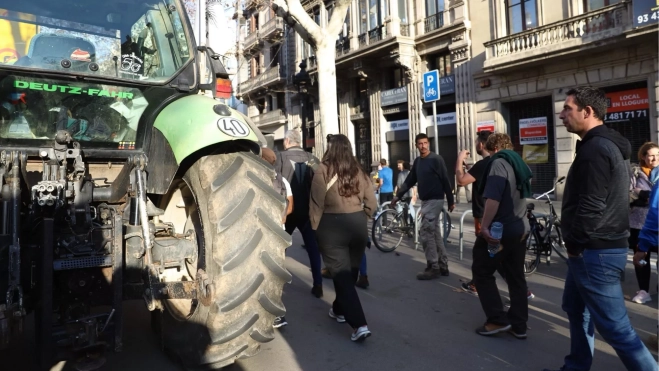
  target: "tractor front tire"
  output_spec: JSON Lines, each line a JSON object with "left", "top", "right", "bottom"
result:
{"left": 156, "top": 152, "right": 291, "bottom": 370}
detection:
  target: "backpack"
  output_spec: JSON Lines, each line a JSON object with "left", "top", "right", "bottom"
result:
{"left": 279, "top": 150, "right": 317, "bottom": 222}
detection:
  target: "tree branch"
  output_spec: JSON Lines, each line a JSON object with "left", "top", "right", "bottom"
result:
{"left": 272, "top": 5, "right": 315, "bottom": 46}
{"left": 272, "top": 0, "right": 321, "bottom": 45}
{"left": 326, "top": 0, "right": 350, "bottom": 37}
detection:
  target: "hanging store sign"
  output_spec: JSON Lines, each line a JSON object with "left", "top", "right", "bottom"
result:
{"left": 477, "top": 120, "right": 495, "bottom": 133}
{"left": 381, "top": 86, "right": 408, "bottom": 107}
{"left": 426, "top": 112, "right": 456, "bottom": 126}
{"left": 387, "top": 119, "right": 409, "bottom": 132}
{"left": 633, "top": 0, "right": 659, "bottom": 27}
{"left": 604, "top": 88, "right": 650, "bottom": 122}
{"left": 519, "top": 117, "right": 548, "bottom": 145}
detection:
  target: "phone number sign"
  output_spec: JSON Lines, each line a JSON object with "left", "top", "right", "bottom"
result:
{"left": 634, "top": 0, "right": 659, "bottom": 27}
{"left": 605, "top": 88, "right": 650, "bottom": 122}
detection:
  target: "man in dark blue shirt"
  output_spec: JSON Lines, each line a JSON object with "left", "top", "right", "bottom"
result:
{"left": 393, "top": 133, "right": 455, "bottom": 280}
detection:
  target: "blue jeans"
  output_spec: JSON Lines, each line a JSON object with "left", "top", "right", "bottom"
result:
{"left": 359, "top": 253, "right": 367, "bottom": 277}
{"left": 286, "top": 219, "right": 322, "bottom": 286}
{"left": 562, "top": 248, "right": 657, "bottom": 371}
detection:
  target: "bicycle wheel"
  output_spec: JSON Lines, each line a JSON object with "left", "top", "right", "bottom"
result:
{"left": 550, "top": 227, "right": 568, "bottom": 262}
{"left": 524, "top": 231, "right": 541, "bottom": 275}
{"left": 372, "top": 209, "right": 406, "bottom": 253}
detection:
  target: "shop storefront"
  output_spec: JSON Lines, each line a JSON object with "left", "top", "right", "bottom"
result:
{"left": 504, "top": 96, "right": 556, "bottom": 195}
{"left": 385, "top": 119, "right": 410, "bottom": 182}
{"left": 381, "top": 85, "right": 410, "bottom": 180}
{"left": 425, "top": 112, "right": 458, "bottom": 190}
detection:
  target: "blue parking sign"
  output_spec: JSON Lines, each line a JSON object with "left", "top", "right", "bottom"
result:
{"left": 423, "top": 70, "right": 440, "bottom": 103}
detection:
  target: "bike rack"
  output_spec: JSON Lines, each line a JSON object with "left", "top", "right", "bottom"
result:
{"left": 458, "top": 210, "right": 473, "bottom": 261}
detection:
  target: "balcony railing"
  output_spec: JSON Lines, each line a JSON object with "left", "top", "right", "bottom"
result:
{"left": 368, "top": 26, "right": 386, "bottom": 43}
{"left": 485, "top": 2, "right": 630, "bottom": 62}
{"left": 261, "top": 17, "right": 285, "bottom": 42}
{"left": 244, "top": 30, "right": 260, "bottom": 54}
{"left": 400, "top": 23, "right": 410, "bottom": 37}
{"left": 251, "top": 109, "right": 286, "bottom": 127}
{"left": 358, "top": 33, "right": 367, "bottom": 46}
{"left": 424, "top": 12, "right": 444, "bottom": 33}
{"left": 336, "top": 37, "right": 350, "bottom": 58}
{"left": 307, "top": 56, "right": 317, "bottom": 70}
{"left": 238, "top": 65, "right": 286, "bottom": 94}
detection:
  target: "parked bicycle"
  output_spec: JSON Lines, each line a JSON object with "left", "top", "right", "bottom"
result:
{"left": 524, "top": 176, "right": 568, "bottom": 275}
{"left": 372, "top": 198, "right": 451, "bottom": 253}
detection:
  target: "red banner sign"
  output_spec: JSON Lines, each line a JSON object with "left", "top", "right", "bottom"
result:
{"left": 606, "top": 88, "right": 649, "bottom": 113}
{"left": 519, "top": 117, "right": 548, "bottom": 145}
{"left": 477, "top": 120, "right": 495, "bottom": 133}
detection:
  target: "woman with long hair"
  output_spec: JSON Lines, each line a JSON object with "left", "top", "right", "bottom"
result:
{"left": 629, "top": 141, "right": 659, "bottom": 304}
{"left": 310, "top": 134, "right": 377, "bottom": 342}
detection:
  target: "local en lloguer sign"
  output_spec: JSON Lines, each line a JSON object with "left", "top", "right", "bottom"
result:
{"left": 605, "top": 88, "right": 650, "bottom": 122}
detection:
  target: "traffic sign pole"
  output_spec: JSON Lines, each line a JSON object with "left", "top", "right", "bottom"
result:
{"left": 432, "top": 101, "right": 439, "bottom": 155}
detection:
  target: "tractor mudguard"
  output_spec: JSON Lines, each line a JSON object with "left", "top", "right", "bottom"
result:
{"left": 153, "top": 94, "right": 265, "bottom": 165}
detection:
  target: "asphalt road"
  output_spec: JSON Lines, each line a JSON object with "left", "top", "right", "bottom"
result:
{"left": 2, "top": 210, "right": 658, "bottom": 370}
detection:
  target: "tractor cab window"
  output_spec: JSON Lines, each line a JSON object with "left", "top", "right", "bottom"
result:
{"left": 0, "top": 0, "right": 194, "bottom": 82}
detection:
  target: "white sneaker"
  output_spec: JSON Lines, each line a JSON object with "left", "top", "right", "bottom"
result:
{"left": 351, "top": 326, "right": 371, "bottom": 342}
{"left": 328, "top": 308, "right": 346, "bottom": 323}
{"left": 632, "top": 290, "right": 651, "bottom": 304}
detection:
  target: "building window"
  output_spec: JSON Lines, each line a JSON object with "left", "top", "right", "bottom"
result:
{"left": 507, "top": 0, "right": 537, "bottom": 34}
{"left": 368, "top": 0, "right": 388, "bottom": 29}
{"left": 387, "top": 67, "right": 406, "bottom": 88}
{"left": 342, "top": 8, "right": 350, "bottom": 37}
{"left": 398, "top": 0, "right": 408, "bottom": 24}
{"left": 424, "top": 0, "right": 444, "bottom": 32}
{"left": 270, "top": 45, "right": 281, "bottom": 67}
{"left": 359, "top": 0, "right": 368, "bottom": 34}
{"left": 583, "top": 0, "right": 621, "bottom": 11}
{"left": 429, "top": 53, "right": 451, "bottom": 77}
{"left": 250, "top": 14, "right": 259, "bottom": 32}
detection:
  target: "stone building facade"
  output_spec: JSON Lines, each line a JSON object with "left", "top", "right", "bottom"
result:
{"left": 235, "top": 0, "right": 658, "bottom": 198}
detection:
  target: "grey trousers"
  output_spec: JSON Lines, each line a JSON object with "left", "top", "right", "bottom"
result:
{"left": 419, "top": 199, "right": 449, "bottom": 270}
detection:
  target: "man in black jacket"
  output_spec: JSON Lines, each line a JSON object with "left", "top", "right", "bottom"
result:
{"left": 393, "top": 133, "right": 455, "bottom": 280}
{"left": 274, "top": 130, "right": 323, "bottom": 300}
{"left": 543, "top": 87, "right": 656, "bottom": 371}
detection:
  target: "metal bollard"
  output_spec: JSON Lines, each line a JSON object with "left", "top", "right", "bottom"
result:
{"left": 414, "top": 211, "right": 422, "bottom": 251}
{"left": 458, "top": 210, "right": 473, "bottom": 261}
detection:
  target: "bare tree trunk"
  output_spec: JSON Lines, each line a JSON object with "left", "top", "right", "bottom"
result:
{"left": 314, "top": 43, "right": 339, "bottom": 148}
{"left": 272, "top": 0, "right": 350, "bottom": 151}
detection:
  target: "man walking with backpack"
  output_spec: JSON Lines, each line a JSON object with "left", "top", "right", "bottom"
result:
{"left": 275, "top": 130, "right": 323, "bottom": 299}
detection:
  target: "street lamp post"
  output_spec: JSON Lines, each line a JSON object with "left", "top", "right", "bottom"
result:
{"left": 293, "top": 61, "right": 311, "bottom": 152}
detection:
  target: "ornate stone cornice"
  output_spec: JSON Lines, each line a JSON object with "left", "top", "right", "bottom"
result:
{"left": 450, "top": 45, "right": 469, "bottom": 62}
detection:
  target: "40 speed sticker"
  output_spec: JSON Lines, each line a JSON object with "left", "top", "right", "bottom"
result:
{"left": 217, "top": 117, "right": 250, "bottom": 138}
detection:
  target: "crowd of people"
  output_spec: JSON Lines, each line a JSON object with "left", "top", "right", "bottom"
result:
{"left": 261, "top": 86, "right": 658, "bottom": 369}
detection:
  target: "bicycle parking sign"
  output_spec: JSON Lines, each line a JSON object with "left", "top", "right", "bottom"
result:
{"left": 423, "top": 70, "right": 440, "bottom": 103}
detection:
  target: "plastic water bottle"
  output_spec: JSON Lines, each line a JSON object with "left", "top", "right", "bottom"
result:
{"left": 488, "top": 222, "right": 503, "bottom": 257}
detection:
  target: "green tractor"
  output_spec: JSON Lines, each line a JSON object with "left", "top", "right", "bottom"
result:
{"left": 0, "top": 0, "right": 291, "bottom": 369}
